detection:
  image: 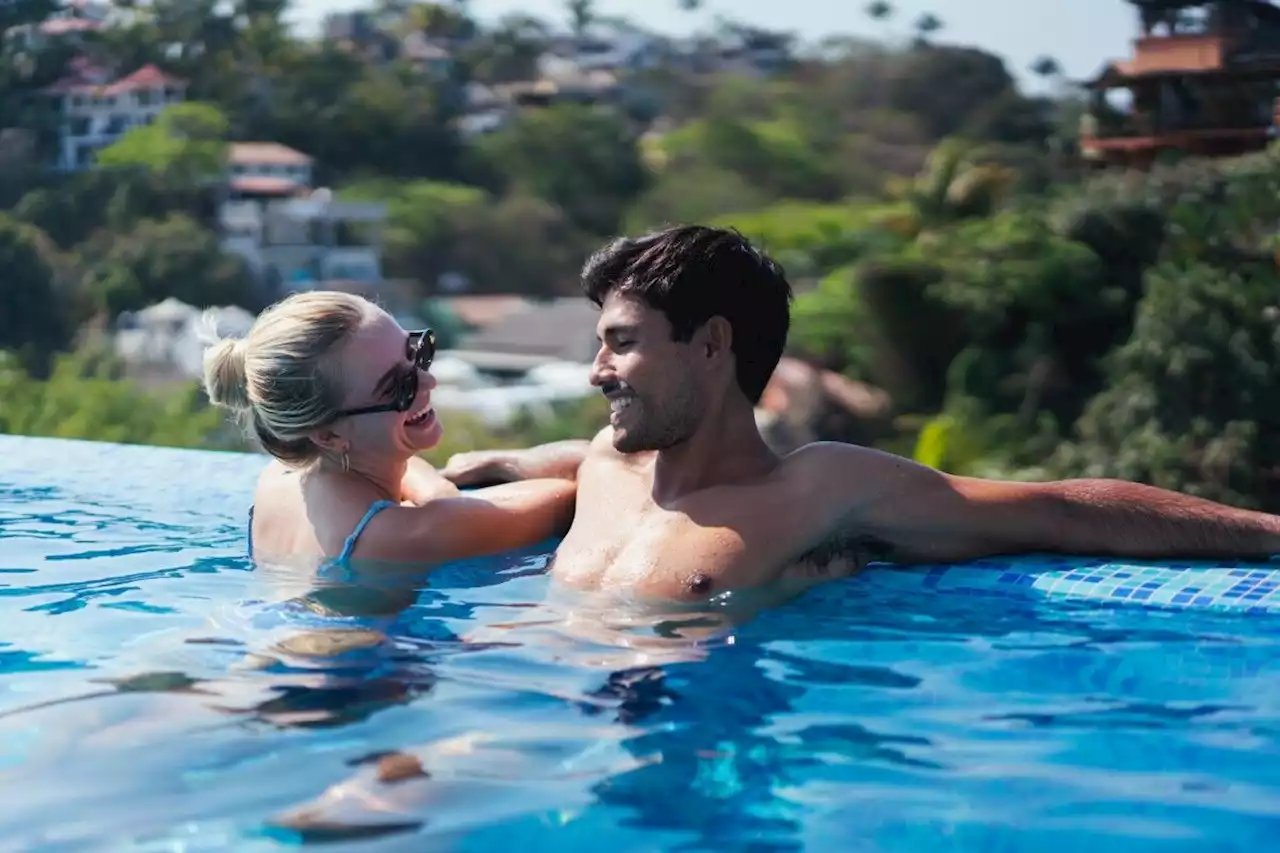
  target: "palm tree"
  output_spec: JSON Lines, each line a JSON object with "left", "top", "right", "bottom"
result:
{"left": 913, "top": 12, "right": 943, "bottom": 45}
{"left": 865, "top": 1, "right": 893, "bottom": 22}
{"left": 566, "top": 0, "right": 594, "bottom": 38}
{"left": 1031, "top": 55, "right": 1061, "bottom": 80}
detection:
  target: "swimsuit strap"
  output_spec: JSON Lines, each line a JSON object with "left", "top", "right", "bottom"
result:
{"left": 247, "top": 499, "right": 397, "bottom": 562}
{"left": 336, "top": 500, "right": 397, "bottom": 562}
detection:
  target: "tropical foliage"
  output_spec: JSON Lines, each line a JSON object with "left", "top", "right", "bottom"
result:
{"left": 5, "top": 0, "right": 1280, "bottom": 510}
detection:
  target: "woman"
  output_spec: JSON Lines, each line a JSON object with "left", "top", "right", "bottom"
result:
{"left": 202, "top": 290, "right": 577, "bottom": 566}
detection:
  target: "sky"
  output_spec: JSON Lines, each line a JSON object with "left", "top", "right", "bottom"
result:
{"left": 284, "top": 0, "right": 1142, "bottom": 92}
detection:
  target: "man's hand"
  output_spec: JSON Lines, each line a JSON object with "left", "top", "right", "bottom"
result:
{"left": 439, "top": 450, "right": 518, "bottom": 488}
{"left": 442, "top": 439, "right": 593, "bottom": 487}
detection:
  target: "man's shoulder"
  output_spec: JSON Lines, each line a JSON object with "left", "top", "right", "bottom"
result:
{"left": 777, "top": 440, "right": 882, "bottom": 479}
{"left": 583, "top": 427, "right": 655, "bottom": 470}
{"left": 772, "top": 441, "right": 918, "bottom": 510}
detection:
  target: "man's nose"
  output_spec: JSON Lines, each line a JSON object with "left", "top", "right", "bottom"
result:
{"left": 589, "top": 345, "right": 611, "bottom": 387}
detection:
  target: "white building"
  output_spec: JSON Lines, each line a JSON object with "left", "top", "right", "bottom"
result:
{"left": 219, "top": 194, "right": 387, "bottom": 290}
{"left": 216, "top": 142, "right": 389, "bottom": 296}
{"left": 41, "top": 59, "right": 186, "bottom": 171}
{"left": 6, "top": 1, "right": 111, "bottom": 51}
{"left": 227, "top": 142, "right": 315, "bottom": 196}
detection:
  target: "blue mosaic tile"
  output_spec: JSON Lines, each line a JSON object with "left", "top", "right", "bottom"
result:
{"left": 857, "top": 553, "right": 1280, "bottom": 614}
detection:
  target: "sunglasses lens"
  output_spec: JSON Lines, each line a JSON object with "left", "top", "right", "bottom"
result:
{"left": 398, "top": 369, "right": 418, "bottom": 411}
{"left": 417, "top": 331, "right": 435, "bottom": 370}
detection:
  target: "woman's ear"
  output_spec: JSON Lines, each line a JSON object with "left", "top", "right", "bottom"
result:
{"left": 309, "top": 425, "right": 348, "bottom": 455}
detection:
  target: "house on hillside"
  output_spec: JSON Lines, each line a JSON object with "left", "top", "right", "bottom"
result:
{"left": 6, "top": 1, "right": 111, "bottom": 51}
{"left": 40, "top": 59, "right": 186, "bottom": 171}
{"left": 1080, "top": 0, "right": 1280, "bottom": 168}
{"left": 226, "top": 142, "right": 314, "bottom": 199}
{"left": 216, "top": 141, "right": 390, "bottom": 302}
{"left": 219, "top": 192, "right": 388, "bottom": 296}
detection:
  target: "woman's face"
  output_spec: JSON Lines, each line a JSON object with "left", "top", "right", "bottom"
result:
{"left": 329, "top": 308, "right": 443, "bottom": 463}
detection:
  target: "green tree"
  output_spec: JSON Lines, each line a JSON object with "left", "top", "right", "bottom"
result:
{"left": 1054, "top": 261, "right": 1280, "bottom": 511}
{"left": 96, "top": 102, "right": 231, "bottom": 185}
{"left": 343, "top": 180, "right": 590, "bottom": 295}
{"left": 0, "top": 344, "right": 230, "bottom": 449}
{"left": 0, "top": 214, "right": 71, "bottom": 374}
{"left": 77, "top": 214, "right": 257, "bottom": 317}
{"left": 477, "top": 104, "right": 649, "bottom": 235}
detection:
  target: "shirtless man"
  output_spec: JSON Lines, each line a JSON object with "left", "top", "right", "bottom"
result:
{"left": 442, "top": 224, "right": 1280, "bottom": 602}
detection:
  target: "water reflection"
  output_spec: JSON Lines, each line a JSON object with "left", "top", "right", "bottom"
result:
{"left": 5, "top": 521, "right": 1280, "bottom": 852}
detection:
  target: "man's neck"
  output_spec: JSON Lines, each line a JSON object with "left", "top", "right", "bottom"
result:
{"left": 651, "top": 400, "right": 778, "bottom": 504}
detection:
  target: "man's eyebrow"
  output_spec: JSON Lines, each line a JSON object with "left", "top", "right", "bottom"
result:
{"left": 598, "top": 323, "right": 639, "bottom": 340}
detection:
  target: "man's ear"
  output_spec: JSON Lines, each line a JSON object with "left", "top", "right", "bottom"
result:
{"left": 702, "top": 316, "right": 733, "bottom": 361}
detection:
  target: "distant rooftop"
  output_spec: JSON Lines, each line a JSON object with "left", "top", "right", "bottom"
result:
{"left": 42, "top": 62, "right": 186, "bottom": 96}
{"left": 229, "top": 142, "right": 314, "bottom": 167}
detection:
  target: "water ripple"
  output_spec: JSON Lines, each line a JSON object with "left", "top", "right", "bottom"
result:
{"left": 1, "top": 435, "right": 1279, "bottom": 852}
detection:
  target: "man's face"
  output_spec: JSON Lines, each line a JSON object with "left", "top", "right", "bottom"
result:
{"left": 590, "top": 292, "right": 707, "bottom": 453}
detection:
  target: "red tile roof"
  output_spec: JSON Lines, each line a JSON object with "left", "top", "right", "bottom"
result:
{"left": 230, "top": 176, "right": 306, "bottom": 196}
{"left": 229, "top": 142, "right": 313, "bottom": 166}
{"left": 42, "top": 63, "right": 186, "bottom": 96}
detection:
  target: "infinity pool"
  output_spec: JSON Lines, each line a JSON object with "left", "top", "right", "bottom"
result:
{"left": 2, "top": 434, "right": 1279, "bottom": 851}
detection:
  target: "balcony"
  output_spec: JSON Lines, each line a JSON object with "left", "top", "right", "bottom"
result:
{"left": 1079, "top": 110, "right": 1271, "bottom": 163}
{"left": 1128, "top": 34, "right": 1231, "bottom": 76}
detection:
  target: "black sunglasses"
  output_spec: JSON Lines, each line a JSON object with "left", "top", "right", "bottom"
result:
{"left": 336, "top": 329, "right": 435, "bottom": 418}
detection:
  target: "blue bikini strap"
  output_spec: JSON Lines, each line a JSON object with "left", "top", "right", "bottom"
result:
{"left": 246, "top": 500, "right": 397, "bottom": 561}
{"left": 336, "top": 500, "right": 397, "bottom": 562}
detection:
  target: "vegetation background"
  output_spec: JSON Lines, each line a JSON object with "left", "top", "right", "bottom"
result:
{"left": 5, "top": 0, "right": 1280, "bottom": 512}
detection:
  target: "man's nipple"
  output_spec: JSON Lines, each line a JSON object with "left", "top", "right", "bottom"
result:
{"left": 687, "top": 572, "right": 713, "bottom": 595}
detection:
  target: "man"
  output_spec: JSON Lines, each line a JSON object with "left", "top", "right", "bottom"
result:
{"left": 443, "top": 224, "right": 1280, "bottom": 601}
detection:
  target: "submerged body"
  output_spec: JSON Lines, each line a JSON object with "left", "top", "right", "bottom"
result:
{"left": 201, "top": 291, "right": 575, "bottom": 573}
{"left": 513, "top": 425, "right": 1280, "bottom": 605}
{"left": 548, "top": 434, "right": 874, "bottom": 601}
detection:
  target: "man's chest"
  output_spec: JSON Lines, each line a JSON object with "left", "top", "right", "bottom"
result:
{"left": 549, "top": 482, "right": 873, "bottom": 601}
{"left": 550, "top": 508, "right": 750, "bottom": 599}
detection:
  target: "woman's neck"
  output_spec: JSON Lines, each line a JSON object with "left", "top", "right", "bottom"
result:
{"left": 322, "top": 455, "right": 408, "bottom": 502}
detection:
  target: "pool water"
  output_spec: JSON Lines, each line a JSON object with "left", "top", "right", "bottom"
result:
{"left": 2, "top": 435, "right": 1279, "bottom": 852}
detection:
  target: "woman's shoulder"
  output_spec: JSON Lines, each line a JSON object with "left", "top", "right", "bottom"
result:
{"left": 251, "top": 464, "right": 392, "bottom": 559}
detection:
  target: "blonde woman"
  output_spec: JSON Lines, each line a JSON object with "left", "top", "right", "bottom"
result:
{"left": 202, "top": 291, "right": 577, "bottom": 567}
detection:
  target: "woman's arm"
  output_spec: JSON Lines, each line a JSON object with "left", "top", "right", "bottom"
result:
{"left": 399, "top": 455, "right": 460, "bottom": 505}
{"left": 351, "top": 478, "right": 578, "bottom": 565}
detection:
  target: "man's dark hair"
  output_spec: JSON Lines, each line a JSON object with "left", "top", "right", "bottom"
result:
{"left": 581, "top": 224, "right": 793, "bottom": 404}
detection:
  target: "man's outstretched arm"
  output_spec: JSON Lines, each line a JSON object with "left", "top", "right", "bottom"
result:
{"left": 440, "top": 438, "right": 594, "bottom": 487}
{"left": 803, "top": 443, "right": 1280, "bottom": 563}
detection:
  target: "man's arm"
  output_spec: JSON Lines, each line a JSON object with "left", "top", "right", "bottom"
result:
{"left": 440, "top": 437, "right": 596, "bottom": 487}
{"left": 801, "top": 443, "right": 1280, "bottom": 563}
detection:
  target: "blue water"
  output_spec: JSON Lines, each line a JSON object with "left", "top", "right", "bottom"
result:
{"left": 2, "top": 435, "right": 1280, "bottom": 852}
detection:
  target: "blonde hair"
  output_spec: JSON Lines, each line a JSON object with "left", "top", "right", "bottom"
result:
{"left": 201, "top": 291, "right": 372, "bottom": 465}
